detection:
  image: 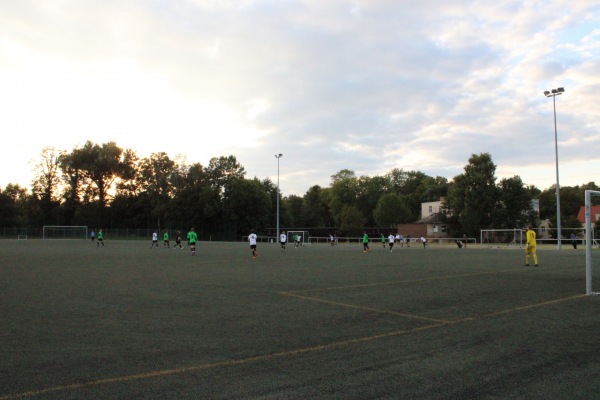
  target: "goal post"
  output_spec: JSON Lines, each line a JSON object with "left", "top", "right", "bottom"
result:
{"left": 42, "top": 225, "right": 88, "bottom": 240}
{"left": 480, "top": 229, "right": 524, "bottom": 248}
{"left": 585, "top": 190, "right": 600, "bottom": 295}
{"left": 287, "top": 231, "right": 310, "bottom": 246}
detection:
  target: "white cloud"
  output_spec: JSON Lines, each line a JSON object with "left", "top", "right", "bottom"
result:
{"left": 1, "top": 0, "right": 599, "bottom": 196}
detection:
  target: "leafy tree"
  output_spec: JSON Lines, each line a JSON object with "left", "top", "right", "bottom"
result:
{"left": 284, "top": 195, "right": 304, "bottom": 227}
{"left": 31, "top": 147, "right": 63, "bottom": 224}
{"left": 138, "top": 152, "right": 176, "bottom": 225}
{"left": 355, "top": 175, "right": 390, "bottom": 225}
{"left": 0, "top": 184, "right": 29, "bottom": 226}
{"left": 168, "top": 162, "right": 220, "bottom": 232}
{"left": 330, "top": 169, "right": 356, "bottom": 184}
{"left": 222, "top": 177, "right": 271, "bottom": 236}
{"left": 205, "top": 155, "right": 246, "bottom": 195}
{"left": 493, "top": 176, "right": 534, "bottom": 229}
{"left": 444, "top": 153, "right": 498, "bottom": 238}
{"left": 373, "top": 193, "right": 413, "bottom": 227}
{"left": 385, "top": 169, "right": 444, "bottom": 218}
{"left": 301, "top": 185, "right": 331, "bottom": 227}
{"left": 58, "top": 150, "right": 85, "bottom": 224}
{"left": 66, "top": 141, "right": 135, "bottom": 213}
{"left": 328, "top": 171, "right": 360, "bottom": 226}
{"left": 539, "top": 183, "right": 599, "bottom": 238}
{"left": 337, "top": 205, "right": 366, "bottom": 237}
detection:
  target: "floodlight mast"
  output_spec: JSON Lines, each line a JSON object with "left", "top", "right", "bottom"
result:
{"left": 543, "top": 87, "right": 565, "bottom": 250}
{"left": 275, "top": 154, "right": 283, "bottom": 242}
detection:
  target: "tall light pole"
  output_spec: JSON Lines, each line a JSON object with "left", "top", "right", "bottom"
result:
{"left": 275, "top": 153, "right": 283, "bottom": 242}
{"left": 543, "top": 87, "right": 565, "bottom": 250}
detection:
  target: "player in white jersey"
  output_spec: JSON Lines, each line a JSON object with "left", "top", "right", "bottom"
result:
{"left": 388, "top": 233, "right": 395, "bottom": 252}
{"left": 280, "top": 232, "right": 287, "bottom": 251}
{"left": 248, "top": 231, "right": 258, "bottom": 259}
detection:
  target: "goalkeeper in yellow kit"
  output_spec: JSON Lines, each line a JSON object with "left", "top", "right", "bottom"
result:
{"left": 525, "top": 225, "right": 538, "bottom": 267}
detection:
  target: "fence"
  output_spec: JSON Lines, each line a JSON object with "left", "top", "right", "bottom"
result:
{"left": 0, "top": 227, "right": 222, "bottom": 241}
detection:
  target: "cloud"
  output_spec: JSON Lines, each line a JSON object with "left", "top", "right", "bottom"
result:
{"left": 1, "top": 0, "right": 599, "bottom": 196}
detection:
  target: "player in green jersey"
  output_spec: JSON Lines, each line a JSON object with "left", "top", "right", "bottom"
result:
{"left": 188, "top": 228, "right": 198, "bottom": 256}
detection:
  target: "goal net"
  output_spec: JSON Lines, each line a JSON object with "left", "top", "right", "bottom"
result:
{"left": 287, "top": 231, "right": 309, "bottom": 246}
{"left": 584, "top": 190, "right": 600, "bottom": 295}
{"left": 43, "top": 225, "right": 88, "bottom": 240}
{"left": 480, "top": 229, "right": 524, "bottom": 248}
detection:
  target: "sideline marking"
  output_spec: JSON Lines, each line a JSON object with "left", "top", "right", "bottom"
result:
{"left": 0, "top": 293, "right": 589, "bottom": 400}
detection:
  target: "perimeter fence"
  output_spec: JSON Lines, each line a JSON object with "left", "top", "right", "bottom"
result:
{"left": 0, "top": 227, "right": 217, "bottom": 241}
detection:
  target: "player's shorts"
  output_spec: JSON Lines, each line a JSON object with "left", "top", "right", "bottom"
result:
{"left": 250, "top": 244, "right": 257, "bottom": 250}
{"left": 526, "top": 245, "right": 536, "bottom": 254}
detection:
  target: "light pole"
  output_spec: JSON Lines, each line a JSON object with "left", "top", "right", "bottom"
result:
{"left": 543, "top": 87, "right": 565, "bottom": 250}
{"left": 275, "top": 153, "right": 283, "bottom": 242}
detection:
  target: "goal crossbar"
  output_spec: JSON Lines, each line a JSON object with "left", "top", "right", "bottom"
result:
{"left": 42, "top": 225, "right": 88, "bottom": 240}
{"left": 287, "top": 231, "right": 310, "bottom": 245}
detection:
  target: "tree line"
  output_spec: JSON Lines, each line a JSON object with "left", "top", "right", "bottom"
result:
{"left": 0, "top": 142, "right": 597, "bottom": 240}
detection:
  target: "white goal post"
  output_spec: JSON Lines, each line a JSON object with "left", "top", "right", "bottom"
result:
{"left": 585, "top": 190, "right": 600, "bottom": 295}
{"left": 287, "top": 231, "right": 310, "bottom": 245}
{"left": 480, "top": 229, "right": 524, "bottom": 248}
{"left": 42, "top": 225, "right": 88, "bottom": 240}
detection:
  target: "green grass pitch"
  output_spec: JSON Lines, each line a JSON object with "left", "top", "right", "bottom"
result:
{"left": 0, "top": 239, "right": 598, "bottom": 399}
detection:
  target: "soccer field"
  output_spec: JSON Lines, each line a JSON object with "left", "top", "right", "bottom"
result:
{"left": 1, "top": 239, "right": 598, "bottom": 399}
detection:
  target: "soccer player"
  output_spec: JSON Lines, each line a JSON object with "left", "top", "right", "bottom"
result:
{"left": 175, "top": 231, "right": 182, "bottom": 249}
{"left": 420, "top": 237, "right": 428, "bottom": 248}
{"left": 151, "top": 231, "right": 158, "bottom": 248}
{"left": 97, "top": 230, "right": 104, "bottom": 247}
{"left": 189, "top": 228, "right": 198, "bottom": 256}
{"left": 248, "top": 230, "right": 258, "bottom": 259}
{"left": 362, "top": 231, "right": 370, "bottom": 253}
{"left": 381, "top": 234, "right": 386, "bottom": 248}
{"left": 525, "top": 225, "right": 538, "bottom": 266}
{"left": 280, "top": 231, "right": 287, "bottom": 251}
{"left": 90, "top": 230, "right": 95, "bottom": 242}
{"left": 163, "top": 231, "right": 170, "bottom": 248}
{"left": 388, "top": 233, "right": 395, "bottom": 252}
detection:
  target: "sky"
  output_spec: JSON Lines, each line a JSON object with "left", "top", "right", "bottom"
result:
{"left": 1, "top": 0, "right": 599, "bottom": 197}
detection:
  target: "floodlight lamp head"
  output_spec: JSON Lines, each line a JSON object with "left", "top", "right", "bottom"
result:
{"left": 551, "top": 89, "right": 558, "bottom": 94}
{"left": 544, "top": 90, "right": 550, "bottom": 96}
{"left": 557, "top": 87, "right": 565, "bottom": 93}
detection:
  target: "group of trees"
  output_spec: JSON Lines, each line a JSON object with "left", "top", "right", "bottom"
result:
{"left": 0, "top": 142, "right": 597, "bottom": 240}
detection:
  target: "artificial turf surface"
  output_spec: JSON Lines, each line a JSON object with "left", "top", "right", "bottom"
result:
{"left": 0, "top": 239, "right": 598, "bottom": 399}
